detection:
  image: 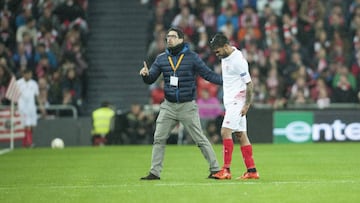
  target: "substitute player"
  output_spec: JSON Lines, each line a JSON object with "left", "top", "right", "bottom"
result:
{"left": 17, "top": 69, "right": 46, "bottom": 147}
{"left": 209, "top": 33, "right": 259, "bottom": 180}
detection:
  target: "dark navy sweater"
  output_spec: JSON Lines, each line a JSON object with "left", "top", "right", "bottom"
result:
{"left": 142, "top": 43, "right": 222, "bottom": 103}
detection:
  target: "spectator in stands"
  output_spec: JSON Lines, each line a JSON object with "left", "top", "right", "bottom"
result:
{"left": 205, "top": 119, "right": 221, "bottom": 144}
{"left": 245, "top": 41, "right": 267, "bottom": 68}
{"left": 281, "top": 13, "right": 298, "bottom": 46}
{"left": 288, "top": 88, "right": 313, "bottom": 105}
{"left": 257, "top": 0, "right": 284, "bottom": 17}
{"left": 60, "top": 27, "right": 81, "bottom": 56}
{"left": 237, "top": 17, "right": 262, "bottom": 45}
{"left": 0, "top": 41, "right": 13, "bottom": 66}
{"left": 283, "top": 51, "right": 305, "bottom": 85}
{"left": 310, "top": 77, "right": 331, "bottom": 109}
{"left": 196, "top": 76, "right": 219, "bottom": 99}
{"left": 38, "top": 76, "right": 49, "bottom": 108}
{"left": 147, "top": 27, "right": 167, "bottom": 64}
{"left": 197, "top": 88, "right": 223, "bottom": 126}
{"left": 126, "top": 103, "right": 154, "bottom": 145}
{"left": 332, "top": 74, "right": 358, "bottom": 103}
{"left": 37, "top": 3, "right": 61, "bottom": 32}
{"left": 282, "top": 0, "right": 300, "bottom": 19}
{"left": 200, "top": 5, "right": 217, "bottom": 36}
{"left": 316, "top": 87, "right": 331, "bottom": 109}
{"left": 35, "top": 54, "right": 51, "bottom": 79}
{"left": 16, "top": 16, "right": 37, "bottom": 46}
{"left": 53, "top": 0, "right": 85, "bottom": 30}
{"left": 266, "top": 67, "right": 284, "bottom": 96}
{"left": 48, "top": 69, "right": 63, "bottom": 105}
{"left": 59, "top": 57, "right": 75, "bottom": 76}
{"left": 171, "top": 6, "right": 195, "bottom": 38}
{"left": 217, "top": 6, "right": 238, "bottom": 32}
{"left": 289, "top": 76, "right": 310, "bottom": 101}
{"left": 250, "top": 65, "right": 267, "bottom": 104}
{"left": 311, "top": 77, "right": 332, "bottom": 101}
{"left": 34, "top": 43, "right": 57, "bottom": 69}
{"left": 12, "top": 42, "right": 34, "bottom": 74}
{"left": 332, "top": 64, "right": 357, "bottom": 91}
{"left": 329, "top": 30, "right": 350, "bottom": 64}
{"left": 326, "top": 3, "right": 346, "bottom": 37}
{"left": 313, "top": 29, "right": 331, "bottom": 56}
{"left": 0, "top": 64, "right": 11, "bottom": 105}
{"left": 220, "top": 0, "right": 238, "bottom": 14}
{"left": 62, "top": 68, "right": 82, "bottom": 108}
{"left": 20, "top": 32, "right": 36, "bottom": 68}
{"left": 0, "top": 16, "right": 16, "bottom": 51}
{"left": 17, "top": 69, "right": 46, "bottom": 148}
{"left": 91, "top": 101, "right": 115, "bottom": 146}
{"left": 298, "top": 0, "right": 325, "bottom": 48}
{"left": 150, "top": 78, "right": 165, "bottom": 105}
{"left": 15, "top": 7, "right": 33, "bottom": 29}
{"left": 65, "top": 42, "right": 87, "bottom": 76}
{"left": 239, "top": 5, "right": 259, "bottom": 28}
{"left": 263, "top": 13, "right": 281, "bottom": 48}
{"left": 219, "top": 20, "right": 237, "bottom": 46}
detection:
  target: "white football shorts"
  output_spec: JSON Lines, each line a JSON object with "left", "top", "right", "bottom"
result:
{"left": 222, "top": 101, "right": 247, "bottom": 132}
{"left": 19, "top": 108, "right": 38, "bottom": 127}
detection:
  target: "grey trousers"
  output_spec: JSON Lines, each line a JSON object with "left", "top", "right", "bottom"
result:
{"left": 149, "top": 100, "right": 220, "bottom": 177}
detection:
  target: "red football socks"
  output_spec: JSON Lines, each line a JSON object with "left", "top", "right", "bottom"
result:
{"left": 22, "top": 128, "right": 33, "bottom": 147}
{"left": 223, "top": 138, "right": 233, "bottom": 168}
{"left": 241, "top": 145, "right": 255, "bottom": 169}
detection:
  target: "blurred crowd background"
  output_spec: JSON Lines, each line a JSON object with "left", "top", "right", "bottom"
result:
{"left": 129, "top": 0, "right": 360, "bottom": 145}
{"left": 143, "top": 0, "right": 360, "bottom": 110}
{"left": 0, "top": 0, "right": 88, "bottom": 114}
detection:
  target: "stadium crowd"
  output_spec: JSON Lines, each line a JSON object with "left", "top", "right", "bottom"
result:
{"left": 0, "top": 0, "right": 88, "bottom": 114}
{"left": 136, "top": 0, "right": 360, "bottom": 144}
{"left": 144, "top": 0, "right": 360, "bottom": 108}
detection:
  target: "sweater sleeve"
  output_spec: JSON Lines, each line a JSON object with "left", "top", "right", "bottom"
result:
{"left": 142, "top": 57, "right": 162, "bottom": 84}
{"left": 194, "top": 54, "right": 223, "bottom": 85}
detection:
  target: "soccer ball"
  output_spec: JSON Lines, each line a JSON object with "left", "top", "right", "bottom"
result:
{"left": 51, "top": 138, "right": 64, "bottom": 149}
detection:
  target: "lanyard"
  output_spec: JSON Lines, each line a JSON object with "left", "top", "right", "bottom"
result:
{"left": 168, "top": 54, "right": 184, "bottom": 72}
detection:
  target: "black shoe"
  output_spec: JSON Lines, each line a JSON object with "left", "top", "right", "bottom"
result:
{"left": 208, "top": 171, "right": 220, "bottom": 179}
{"left": 140, "top": 173, "right": 160, "bottom": 180}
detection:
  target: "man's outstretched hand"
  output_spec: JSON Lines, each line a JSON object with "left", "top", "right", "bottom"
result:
{"left": 139, "top": 61, "right": 149, "bottom": 76}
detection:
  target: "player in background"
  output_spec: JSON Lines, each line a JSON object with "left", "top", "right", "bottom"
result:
{"left": 209, "top": 33, "right": 259, "bottom": 180}
{"left": 17, "top": 69, "right": 46, "bottom": 147}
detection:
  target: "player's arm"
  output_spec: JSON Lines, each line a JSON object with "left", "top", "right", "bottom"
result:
{"left": 36, "top": 94, "right": 47, "bottom": 117}
{"left": 241, "top": 81, "right": 253, "bottom": 116}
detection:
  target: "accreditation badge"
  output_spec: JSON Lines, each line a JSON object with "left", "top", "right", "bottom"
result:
{"left": 170, "top": 76, "right": 178, "bottom": 87}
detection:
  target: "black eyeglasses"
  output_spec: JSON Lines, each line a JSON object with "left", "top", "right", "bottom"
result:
{"left": 166, "top": 35, "right": 178, "bottom": 39}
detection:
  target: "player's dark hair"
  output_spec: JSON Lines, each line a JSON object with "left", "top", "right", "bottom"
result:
{"left": 167, "top": 27, "right": 184, "bottom": 39}
{"left": 210, "top": 33, "right": 229, "bottom": 50}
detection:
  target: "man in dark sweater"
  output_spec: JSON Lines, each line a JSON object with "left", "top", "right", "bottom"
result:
{"left": 139, "top": 27, "right": 222, "bottom": 180}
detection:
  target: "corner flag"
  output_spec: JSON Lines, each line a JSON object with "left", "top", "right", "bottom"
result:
{"left": 5, "top": 76, "right": 21, "bottom": 102}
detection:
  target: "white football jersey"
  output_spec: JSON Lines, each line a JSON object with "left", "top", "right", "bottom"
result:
{"left": 221, "top": 47, "right": 251, "bottom": 105}
{"left": 17, "top": 78, "right": 39, "bottom": 110}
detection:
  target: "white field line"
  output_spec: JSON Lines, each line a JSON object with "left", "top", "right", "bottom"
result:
{"left": 0, "top": 148, "right": 11, "bottom": 155}
{"left": 0, "top": 180, "right": 357, "bottom": 190}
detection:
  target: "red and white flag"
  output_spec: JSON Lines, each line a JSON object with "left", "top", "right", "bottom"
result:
{"left": 5, "top": 76, "right": 21, "bottom": 103}
{"left": 0, "top": 109, "right": 25, "bottom": 141}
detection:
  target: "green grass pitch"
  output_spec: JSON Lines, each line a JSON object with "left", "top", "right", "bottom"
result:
{"left": 0, "top": 143, "right": 359, "bottom": 203}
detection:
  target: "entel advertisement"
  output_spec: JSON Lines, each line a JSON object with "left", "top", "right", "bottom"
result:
{"left": 273, "top": 111, "right": 360, "bottom": 143}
